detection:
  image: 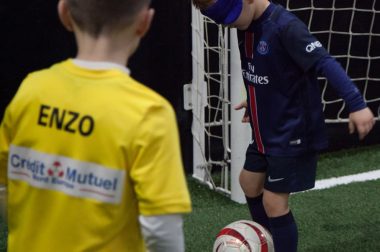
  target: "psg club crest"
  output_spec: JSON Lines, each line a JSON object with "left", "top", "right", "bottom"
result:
{"left": 257, "top": 41, "right": 269, "bottom": 55}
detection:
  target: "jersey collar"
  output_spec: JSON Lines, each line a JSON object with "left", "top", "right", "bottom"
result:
{"left": 72, "top": 59, "right": 130, "bottom": 75}
{"left": 248, "top": 2, "right": 276, "bottom": 31}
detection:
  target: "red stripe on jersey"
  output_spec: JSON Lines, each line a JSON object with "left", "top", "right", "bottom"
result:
{"left": 248, "top": 85, "right": 265, "bottom": 153}
{"left": 243, "top": 222, "right": 269, "bottom": 252}
{"left": 245, "top": 32, "right": 254, "bottom": 59}
{"left": 217, "top": 228, "right": 252, "bottom": 252}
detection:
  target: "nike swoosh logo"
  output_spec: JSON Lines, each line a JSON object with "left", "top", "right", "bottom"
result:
{"left": 268, "top": 176, "right": 285, "bottom": 182}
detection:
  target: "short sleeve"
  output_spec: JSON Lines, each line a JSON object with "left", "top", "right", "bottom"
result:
{"left": 281, "top": 18, "right": 329, "bottom": 72}
{"left": 129, "top": 101, "right": 191, "bottom": 216}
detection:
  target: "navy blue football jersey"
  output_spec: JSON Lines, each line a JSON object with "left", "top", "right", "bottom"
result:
{"left": 237, "top": 3, "right": 331, "bottom": 156}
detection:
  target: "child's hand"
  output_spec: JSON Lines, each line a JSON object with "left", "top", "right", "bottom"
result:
{"left": 234, "top": 100, "right": 250, "bottom": 123}
{"left": 348, "top": 107, "right": 376, "bottom": 140}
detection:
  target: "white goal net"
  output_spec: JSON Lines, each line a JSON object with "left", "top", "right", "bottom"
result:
{"left": 189, "top": 0, "right": 380, "bottom": 202}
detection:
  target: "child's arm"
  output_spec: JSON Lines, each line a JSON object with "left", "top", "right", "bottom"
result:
{"left": 139, "top": 215, "right": 185, "bottom": 252}
{"left": 316, "top": 56, "right": 375, "bottom": 139}
{"left": 0, "top": 151, "right": 6, "bottom": 223}
{"left": 130, "top": 100, "right": 191, "bottom": 251}
{"left": 0, "top": 107, "right": 12, "bottom": 224}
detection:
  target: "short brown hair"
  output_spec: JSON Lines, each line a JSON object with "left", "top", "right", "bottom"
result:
{"left": 192, "top": 0, "right": 215, "bottom": 10}
{"left": 67, "top": 0, "right": 151, "bottom": 37}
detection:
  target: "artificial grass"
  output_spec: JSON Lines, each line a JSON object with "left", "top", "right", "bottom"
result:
{"left": 0, "top": 218, "right": 5, "bottom": 252}
{"left": 292, "top": 180, "right": 380, "bottom": 251}
{"left": 317, "top": 145, "right": 380, "bottom": 179}
{"left": 184, "top": 178, "right": 380, "bottom": 252}
{"left": 184, "top": 145, "right": 380, "bottom": 251}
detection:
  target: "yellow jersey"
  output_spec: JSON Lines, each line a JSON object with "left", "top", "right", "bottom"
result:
{"left": 0, "top": 59, "right": 191, "bottom": 252}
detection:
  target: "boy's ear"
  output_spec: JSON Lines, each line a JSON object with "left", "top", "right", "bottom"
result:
{"left": 135, "top": 8, "right": 155, "bottom": 38}
{"left": 58, "top": 0, "right": 74, "bottom": 32}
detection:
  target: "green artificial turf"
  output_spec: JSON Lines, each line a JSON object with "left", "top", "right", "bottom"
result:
{"left": 184, "top": 178, "right": 380, "bottom": 252}
{"left": 184, "top": 145, "right": 380, "bottom": 251}
{"left": 317, "top": 145, "right": 380, "bottom": 180}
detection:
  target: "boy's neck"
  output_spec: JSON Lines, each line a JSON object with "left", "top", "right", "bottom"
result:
{"left": 252, "top": 0, "right": 271, "bottom": 21}
{"left": 75, "top": 32, "right": 137, "bottom": 66}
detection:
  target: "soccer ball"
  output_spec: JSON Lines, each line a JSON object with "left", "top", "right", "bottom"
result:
{"left": 212, "top": 220, "right": 274, "bottom": 252}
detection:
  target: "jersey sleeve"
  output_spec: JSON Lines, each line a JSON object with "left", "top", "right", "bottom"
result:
{"left": 316, "top": 55, "right": 366, "bottom": 112}
{"left": 139, "top": 215, "right": 185, "bottom": 252}
{"left": 129, "top": 101, "right": 191, "bottom": 216}
{"left": 280, "top": 18, "right": 329, "bottom": 72}
{"left": 0, "top": 107, "right": 12, "bottom": 186}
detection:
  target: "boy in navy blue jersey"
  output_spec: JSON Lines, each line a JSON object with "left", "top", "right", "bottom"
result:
{"left": 192, "top": 0, "right": 375, "bottom": 251}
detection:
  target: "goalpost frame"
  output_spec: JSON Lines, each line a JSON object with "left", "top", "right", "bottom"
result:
{"left": 189, "top": 6, "right": 248, "bottom": 203}
{"left": 230, "top": 29, "right": 251, "bottom": 203}
{"left": 190, "top": 6, "right": 208, "bottom": 186}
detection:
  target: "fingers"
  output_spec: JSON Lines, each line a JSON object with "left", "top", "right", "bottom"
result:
{"left": 234, "top": 104, "right": 244, "bottom": 110}
{"left": 234, "top": 100, "right": 249, "bottom": 123}
{"left": 348, "top": 120, "right": 355, "bottom": 135}
{"left": 357, "top": 119, "right": 376, "bottom": 140}
{"left": 242, "top": 116, "right": 250, "bottom": 123}
{"left": 242, "top": 110, "right": 250, "bottom": 123}
{"left": 350, "top": 118, "right": 376, "bottom": 140}
{"left": 234, "top": 100, "right": 247, "bottom": 110}
{"left": 349, "top": 107, "right": 376, "bottom": 140}
{"left": 357, "top": 125, "right": 370, "bottom": 140}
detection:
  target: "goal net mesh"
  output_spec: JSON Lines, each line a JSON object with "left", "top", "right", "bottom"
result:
{"left": 277, "top": 0, "right": 380, "bottom": 122}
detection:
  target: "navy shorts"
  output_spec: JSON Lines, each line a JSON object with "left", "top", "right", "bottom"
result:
{"left": 243, "top": 144, "right": 318, "bottom": 193}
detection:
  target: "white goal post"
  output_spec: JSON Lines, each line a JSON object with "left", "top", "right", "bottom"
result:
{"left": 188, "top": 0, "right": 380, "bottom": 203}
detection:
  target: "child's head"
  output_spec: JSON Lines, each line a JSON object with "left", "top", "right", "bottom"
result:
{"left": 58, "top": 0, "right": 152, "bottom": 38}
{"left": 192, "top": 0, "right": 257, "bottom": 30}
{"left": 58, "top": 0, "right": 154, "bottom": 62}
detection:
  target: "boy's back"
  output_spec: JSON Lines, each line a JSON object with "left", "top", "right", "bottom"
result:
{"left": 1, "top": 59, "right": 191, "bottom": 251}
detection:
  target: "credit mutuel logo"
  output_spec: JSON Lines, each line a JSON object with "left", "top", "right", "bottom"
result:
{"left": 242, "top": 63, "right": 269, "bottom": 85}
{"left": 8, "top": 145, "right": 125, "bottom": 204}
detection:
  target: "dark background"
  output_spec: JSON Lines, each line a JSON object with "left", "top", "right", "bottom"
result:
{"left": 0, "top": 0, "right": 194, "bottom": 171}
{"left": 0, "top": 0, "right": 379, "bottom": 174}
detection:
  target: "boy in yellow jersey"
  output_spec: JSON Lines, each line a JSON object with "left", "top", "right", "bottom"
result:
{"left": 0, "top": 0, "right": 192, "bottom": 251}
